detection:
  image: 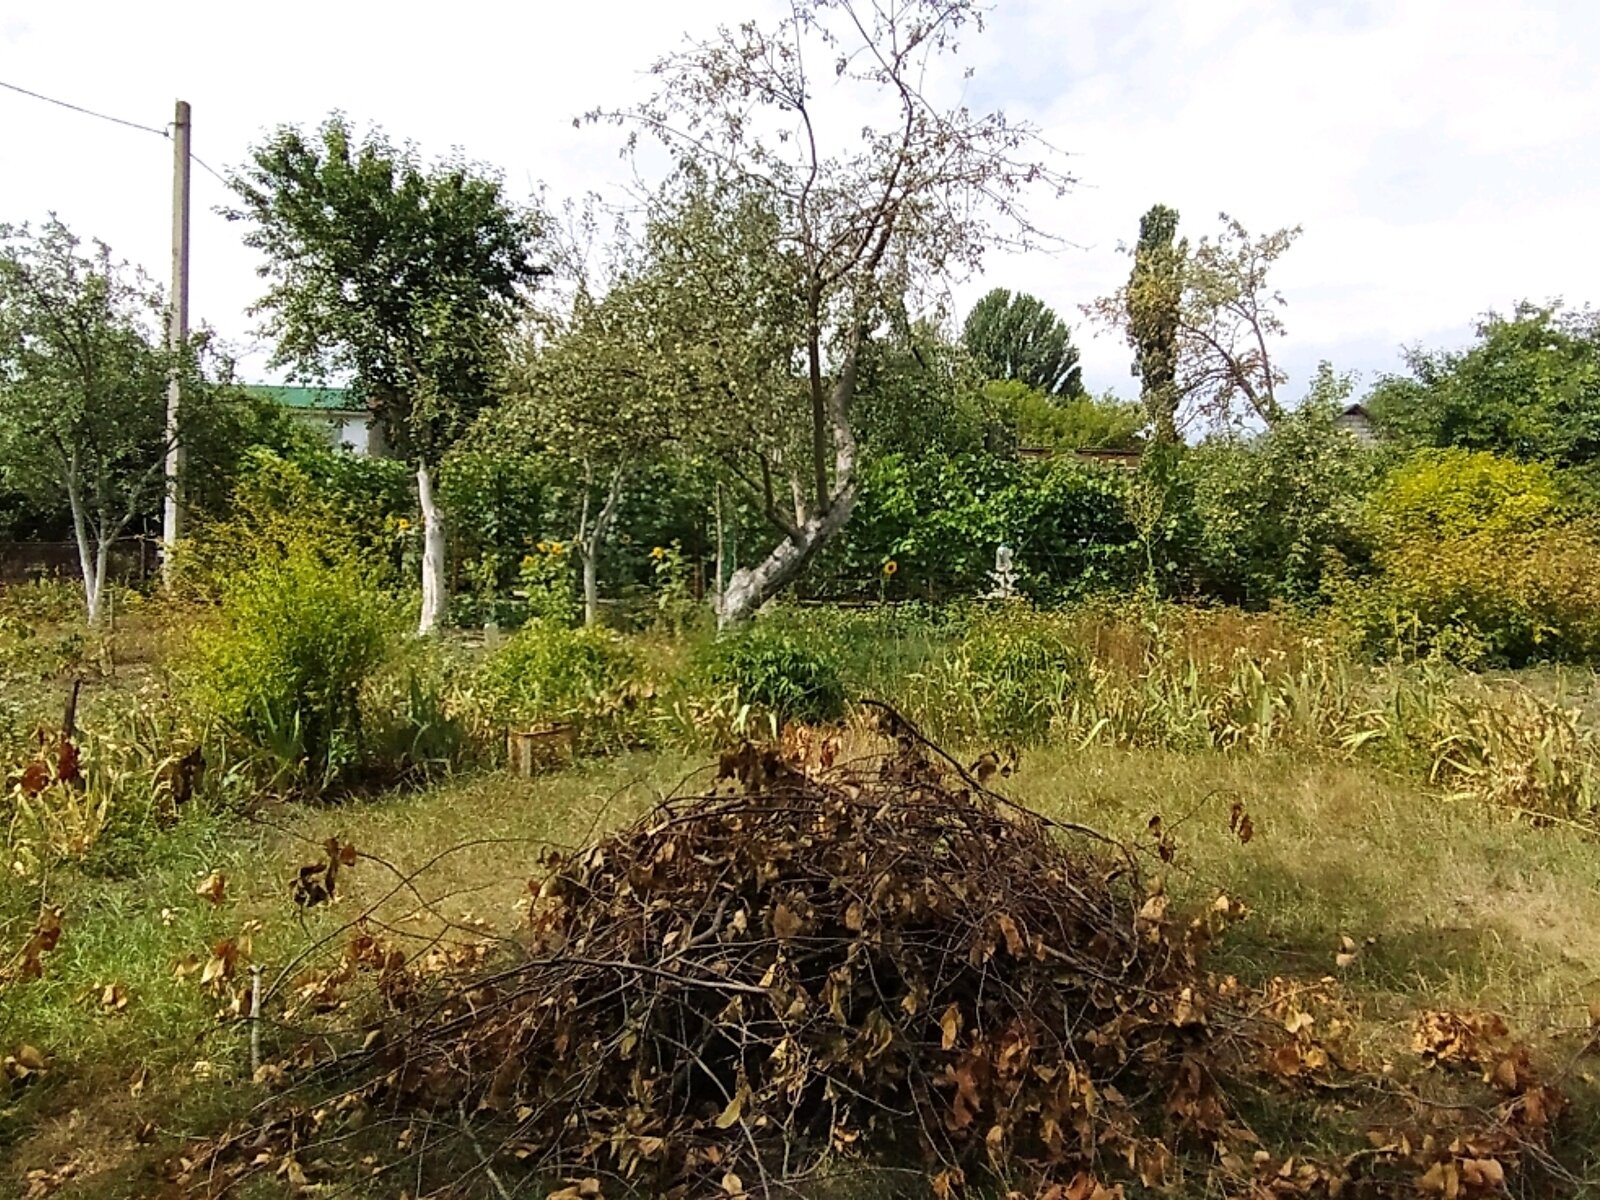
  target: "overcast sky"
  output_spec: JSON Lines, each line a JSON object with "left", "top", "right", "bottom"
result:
{"left": 3, "top": 0, "right": 1597, "bottom": 402}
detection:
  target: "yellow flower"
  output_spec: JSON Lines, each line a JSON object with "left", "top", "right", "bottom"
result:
{"left": 651, "top": 546, "right": 666, "bottom": 561}
{"left": 549, "top": 541, "right": 565, "bottom": 555}
{"left": 883, "top": 560, "right": 898, "bottom": 577}
{"left": 520, "top": 555, "right": 536, "bottom": 570}
{"left": 396, "top": 518, "right": 411, "bottom": 533}
{"left": 536, "top": 541, "right": 550, "bottom": 553}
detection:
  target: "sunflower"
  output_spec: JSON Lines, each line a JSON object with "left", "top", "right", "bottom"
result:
{"left": 396, "top": 518, "right": 411, "bottom": 533}
{"left": 651, "top": 546, "right": 667, "bottom": 561}
{"left": 883, "top": 560, "right": 898, "bottom": 577}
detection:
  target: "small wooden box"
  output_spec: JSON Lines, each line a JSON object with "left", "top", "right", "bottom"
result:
{"left": 507, "top": 724, "right": 574, "bottom": 777}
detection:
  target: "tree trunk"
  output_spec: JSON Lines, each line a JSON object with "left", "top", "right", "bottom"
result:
{"left": 66, "top": 482, "right": 103, "bottom": 625}
{"left": 574, "top": 461, "right": 626, "bottom": 629}
{"left": 417, "top": 462, "right": 447, "bottom": 635}
{"left": 581, "top": 549, "right": 600, "bottom": 628}
{"left": 717, "top": 482, "right": 857, "bottom": 628}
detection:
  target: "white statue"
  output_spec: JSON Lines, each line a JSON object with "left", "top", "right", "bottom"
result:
{"left": 987, "top": 543, "right": 1019, "bottom": 600}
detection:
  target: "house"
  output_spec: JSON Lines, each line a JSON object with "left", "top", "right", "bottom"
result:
{"left": 249, "top": 385, "right": 386, "bottom": 457}
{"left": 1334, "top": 403, "right": 1377, "bottom": 445}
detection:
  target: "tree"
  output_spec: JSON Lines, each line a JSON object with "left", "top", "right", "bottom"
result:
{"left": 984, "top": 380, "right": 1145, "bottom": 452}
{"left": 594, "top": 0, "right": 1068, "bottom": 626}
{"left": 0, "top": 219, "right": 183, "bottom": 623}
{"left": 493, "top": 276, "right": 682, "bottom": 627}
{"left": 1181, "top": 215, "right": 1300, "bottom": 427}
{"left": 1365, "top": 302, "right": 1600, "bottom": 467}
{"left": 1092, "top": 211, "right": 1300, "bottom": 431}
{"left": 961, "top": 288, "right": 1083, "bottom": 398}
{"left": 226, "top": 115, "right": 543, "bottom": 633}
{"left": 1125, "top": 204, "right": 1183, "bottom": 442}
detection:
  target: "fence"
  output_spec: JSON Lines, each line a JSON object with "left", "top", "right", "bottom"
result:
{"left": 0, "top": 539, "right": 154, "bottom": 587}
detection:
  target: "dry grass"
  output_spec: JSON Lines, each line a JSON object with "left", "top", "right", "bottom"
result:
{"left": 7, "top": 736, "right": 1600, "bottom": 1196}
{"left": 1006, "top": 746, "right": 1600, "bottom": 1026}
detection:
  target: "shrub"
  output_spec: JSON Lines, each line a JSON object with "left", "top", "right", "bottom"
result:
{"left": 1350, "top": 525, "right": 1600, "bottom": 665}
{"left": 1366, "top": 448, "right": 1565, "bottom": 543}
{"left": 475, "top": 620, "right": 642, "bottom": 745}
{"left": 1180, "top": 379, "right": 1378, "bottom": 605}
{"left": 1350, "top": 450, "right": 1600, "bottom": 664}
{"left": 189, "top": 534, "right": 399, "bottom": 791}
{"left": 822, "top": 451, "right": 1137, "bottom": 602}
{"left": 702, "top": 623, "right": 846, "bottom": 726}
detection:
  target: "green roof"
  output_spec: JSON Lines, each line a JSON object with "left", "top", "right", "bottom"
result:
{"left": 248, "top": 385, "right": 359, "bottom": 412}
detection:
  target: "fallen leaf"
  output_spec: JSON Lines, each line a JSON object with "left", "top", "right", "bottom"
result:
{"left": 940, "top": 1003, "right": 962, "bottom": 1050}
{"left": 195, "top": 871, "right": 227, "bottom": 905}
{"left": 714, "top": 1087, "right": 745, "bottom": 1129}
{"left": 772, "top": 902, "right": 803, "bottom": 941}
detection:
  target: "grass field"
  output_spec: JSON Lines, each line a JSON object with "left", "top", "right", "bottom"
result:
{"left": 6, "top": 735, "right": 1600, "bottom": 1197}
{"left": 5, "top": 589, "right": 1600, "bottom": 1196}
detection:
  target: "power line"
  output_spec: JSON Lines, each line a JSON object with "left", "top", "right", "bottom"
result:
{"left": 189, "top": 152, "right": 228, "bottom": 187}
{"left": 0, "top": 78, "right": 231, "bottom": 189}
{"left": 0, "top": 77, "right": 170, "bottom": 139}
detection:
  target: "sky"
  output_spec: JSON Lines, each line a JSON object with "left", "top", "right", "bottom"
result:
{"left": 3, "top": 0, "right": 1598, "bottom": 402}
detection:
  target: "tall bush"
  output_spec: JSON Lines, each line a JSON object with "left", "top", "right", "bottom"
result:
{"left": 1353, "top": 449, "right": 1600, "bottom": 664}
{"left": 190, "top": 533, "right": 399, "bottom": 789}
{"left": 1181, "top": 379, "right": 1378, "bottom": 604}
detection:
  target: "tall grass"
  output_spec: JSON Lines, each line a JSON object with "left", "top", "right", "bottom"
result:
{"left": 763, "top": 601, "right": 1600, "bottom": 823}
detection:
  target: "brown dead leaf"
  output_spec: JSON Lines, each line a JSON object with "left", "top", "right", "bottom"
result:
{"left": 772, "top": 902, "right": 803, "bottom": 941}
{"left": 547, "top": 1179, "right": 602, "bottom": 1200}
{"left": 1229, "top": 800, "right": 1255, "bottom": 844}
{"left": 195, "top": 870, "right": 227, "bottom": 906}
{"left": 99, "top": 982, "right": 128, "bottom": 1012}
{"left": 16, "top": 906, "right": 63, "bottom": 980}
{"left": 996, "top": 912, "right": 1026, "bottom": 957}
{"left": 940, "top": 1003, "right": 962, "bottom": 1050}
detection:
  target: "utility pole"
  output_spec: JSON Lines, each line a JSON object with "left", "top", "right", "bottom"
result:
{"left": 161, "top": 98, "right": 191, "bottom": 586}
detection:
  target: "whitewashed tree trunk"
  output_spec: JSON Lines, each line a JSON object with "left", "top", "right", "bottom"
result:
{"left": 66, "top": 480, "right": 105, "bottom": 626}
{"left": 717, "top": 346, "right": 861, "bottom": 629}
{"left": 717, "top": 482, "right": 857, "bottom": 628}
{"left": 575, "top": 461, "right": 626, "bottom": 629}
{"left": 581, "top": 550, "right": 600, "bottom": 628}
{"left": 416, "top": 462, "right": 447, "bottom": 635}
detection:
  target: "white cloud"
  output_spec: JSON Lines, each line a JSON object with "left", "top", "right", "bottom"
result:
{"left": 2, "top": 0, "right": 1596, "bottom": 399}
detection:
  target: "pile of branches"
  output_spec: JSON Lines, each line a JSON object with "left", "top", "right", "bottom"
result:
{"left": 173, "top": 724, "right": 1575, "bottom": 1198}
{"left": 330, "top": 736, "right": 1236, "bottom": 1196}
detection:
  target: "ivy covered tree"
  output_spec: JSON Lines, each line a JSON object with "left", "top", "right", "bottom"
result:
{"left": 1125, "top": 204, "right": 1183, "bottom": 442}
{"left": 226, "top": 115, "right": 543, "bottom": 632}
{"left": 591, "top": 0, "right": 1069, "bottom": 626}
{"left": 0, "top": 219, "right": 190, "bottom": 623}
{"left": 960, "top": 288, "right": 1084, "bottom": 399}
{"left": 1092, "top": 211, "right": 1300, "bottom": 432}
